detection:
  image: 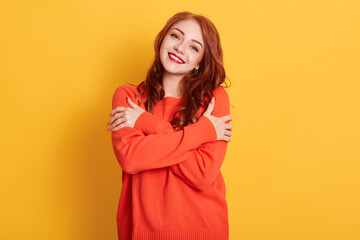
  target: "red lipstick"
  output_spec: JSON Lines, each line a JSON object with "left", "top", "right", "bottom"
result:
{"left": 168, "top": 52, "right": 185, "bottom": 64}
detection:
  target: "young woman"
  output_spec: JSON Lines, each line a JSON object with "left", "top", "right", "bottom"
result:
{"left": 107, "top": 11, "right": 233, "bottom": 240}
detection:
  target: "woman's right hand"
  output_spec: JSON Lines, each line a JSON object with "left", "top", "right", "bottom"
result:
{"left": 202, "top": 97, "right": 233, "bottom": 142}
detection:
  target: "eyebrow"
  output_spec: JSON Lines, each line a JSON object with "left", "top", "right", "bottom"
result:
{"left": 171, "top": 27, "right": 203, "bottom": 48}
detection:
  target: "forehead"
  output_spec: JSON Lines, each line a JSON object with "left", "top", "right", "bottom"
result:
{"left": 170, "top": 19, "right": 204, "bottom": 44}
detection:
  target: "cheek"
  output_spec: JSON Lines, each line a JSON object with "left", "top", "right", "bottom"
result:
{"left": 197, "top": 53, "right": 205, "bottom": 66}
{"left": 160, "top": 38, "right": 169, "bottom": 53}
{"left": 189, "top": 54, "right": 203, "bottom": 66}
{"left": 160, "top": 37, "right": 171, "bottom": 49}
{"left": 159, "top": 43, "right": 165, "bottom": 55}
{"left": 159, "top": 45, "right": 168, "bottom": 62}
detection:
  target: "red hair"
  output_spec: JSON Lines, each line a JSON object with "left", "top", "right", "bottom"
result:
{"left": 132, "top": 11, "right": 230, "bottom": 130}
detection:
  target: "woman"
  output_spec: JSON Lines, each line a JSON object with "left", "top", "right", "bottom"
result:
{"left": 107, "top": 11, "right": 233, "bottom": 240}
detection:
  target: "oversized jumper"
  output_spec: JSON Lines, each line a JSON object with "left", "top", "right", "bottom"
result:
{"left": 111, "top": 84, "right": 230, "bottom": 240}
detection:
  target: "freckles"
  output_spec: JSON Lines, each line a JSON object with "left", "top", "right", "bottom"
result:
{"left": 190, "top": 55, "right": 201, "bottom": 64}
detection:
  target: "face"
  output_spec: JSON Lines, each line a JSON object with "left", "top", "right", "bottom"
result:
{"left": 159, "top": 19, "right": 205, "bottom": 76}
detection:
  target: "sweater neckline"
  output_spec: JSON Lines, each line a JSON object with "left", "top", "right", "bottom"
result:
{"left": 160, "top": 96, "right": 184, "bottom": 104}
{"left": 160, "top": 96, "right": 184, "bottom": 101}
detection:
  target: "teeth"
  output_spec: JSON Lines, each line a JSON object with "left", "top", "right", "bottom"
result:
{"left": 170, "top": 54, "right": 184, "bottom": 63}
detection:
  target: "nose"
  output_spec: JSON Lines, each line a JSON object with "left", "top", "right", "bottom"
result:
{"left": 174, "top": 41, "right": 185, "bottom": 55}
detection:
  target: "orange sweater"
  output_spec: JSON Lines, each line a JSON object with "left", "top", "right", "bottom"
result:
{"left": 111, "top": 84, "right": 230, "bottom": 240}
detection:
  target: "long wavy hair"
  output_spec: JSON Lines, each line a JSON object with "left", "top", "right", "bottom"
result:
{"left": 131, "top": 11, "right": 230, "bottom": 130}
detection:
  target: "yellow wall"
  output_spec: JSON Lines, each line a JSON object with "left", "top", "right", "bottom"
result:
{"left": 1, "top": 0, "right": 359, "bottom": 239}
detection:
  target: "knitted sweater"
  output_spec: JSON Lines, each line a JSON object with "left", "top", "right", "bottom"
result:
{"left": 111, "top": 84, "right": 230, "bottom": 240}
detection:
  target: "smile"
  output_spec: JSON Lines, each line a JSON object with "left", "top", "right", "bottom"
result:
{"left": 168, "top": 53, "right": 185, "bottom": 64}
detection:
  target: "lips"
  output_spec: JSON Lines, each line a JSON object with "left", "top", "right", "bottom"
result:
{"left": 168, "top": 52, "right": 185, "bottom": 64}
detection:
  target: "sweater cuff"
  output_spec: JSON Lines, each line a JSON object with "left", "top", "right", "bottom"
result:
{"left": 134, "top": 111, "right": 162, "bottom": 135}
{"left": 195, "top": 116, "right": 217, "bottom": 143}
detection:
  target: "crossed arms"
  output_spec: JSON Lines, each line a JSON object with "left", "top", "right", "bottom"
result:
{"left": 111, "top": 86, "right": 230, "bottom": 190}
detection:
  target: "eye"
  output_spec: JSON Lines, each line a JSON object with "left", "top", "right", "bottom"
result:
{"left": 191, "top": 46, "right": 199, "bottom": 52}
{"left": 170, "top": 33, "right": 180, "bottom": 39}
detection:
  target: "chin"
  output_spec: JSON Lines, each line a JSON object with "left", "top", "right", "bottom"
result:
{"left": 164, "top": 70, "right": 186, "bottom": 76}
{"left": 164, "top": 64, "right": 192, "bottom": 75}
{"left": 164, "top": 64, "right": 189, "bottom": 74}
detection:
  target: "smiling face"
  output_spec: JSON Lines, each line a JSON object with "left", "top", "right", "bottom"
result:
{"left": 159, "top": 19, "right": 205, "bottom": 77}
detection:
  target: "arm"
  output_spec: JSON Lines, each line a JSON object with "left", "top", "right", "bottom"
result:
{"left": 111, "top": 86, "right": 217, "bottom": 174}
{"left": 134, "top": 86, "right": 231, "bottom": 191}
{"left": 133, "top": 111, "right": 176, "bottom": 135}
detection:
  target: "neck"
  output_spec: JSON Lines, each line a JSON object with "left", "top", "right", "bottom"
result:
{"left": 162, "top": 72, "right": 184, "bottom": 98}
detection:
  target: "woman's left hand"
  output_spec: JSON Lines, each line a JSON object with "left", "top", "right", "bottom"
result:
{"left": 107, "top": 97, "right": 146, "bottom": 132}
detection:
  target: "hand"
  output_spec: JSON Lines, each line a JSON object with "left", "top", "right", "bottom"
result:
{"left": 202, "top": 97, "right": 233, "bottom": 142}
{"left": 107, "top": 97, "right": 146, "bottom": 132}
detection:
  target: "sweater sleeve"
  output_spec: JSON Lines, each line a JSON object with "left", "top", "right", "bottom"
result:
{"left": 111, "top": 86, "right": 217, "bottom": 174}
{"left": 133, "top": 86, "right": 231, "bottom": 191}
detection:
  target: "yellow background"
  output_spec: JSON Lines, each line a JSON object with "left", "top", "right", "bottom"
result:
{"left": 1, "top": 0, "right": 359, "bottom": 239}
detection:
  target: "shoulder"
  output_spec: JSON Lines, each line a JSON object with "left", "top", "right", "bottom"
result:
{"left": 112, "top": 84, "right": 142, "bottom": 108}
{"left": 198, "top": 86, "right": 230, "bottom": 117}
{"left": 213, "top": 85, "right": 228, "bottom": 95}
{"left": 113, "top": 84, "right": 145, "bottom": 101}
{"left": 113, "top": 84, "right": 139, "bottom": 96}
{"left": 212, "top": 86, "right": 230, "bottom": 104}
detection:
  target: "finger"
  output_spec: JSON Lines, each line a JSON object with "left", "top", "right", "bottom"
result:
{"left": 111, "top": 123, "right": 127, "bottom": 132}
{"left": 110, "top": 107, "right": 127, "bottom": 116}
{"left": 225, "top": 130, "right": 232, "bottom": 136}
{"left": 112, "top": 118, "right": 125, "bottom": 128}
{"left": 204, "top": 97, "right": 215, "bottom": 115}
{"left": 127, "top": 97, "right": 139, "bottom": 108}
{"left": 222, "top": 115, "right": 233, "bottom": 122}
{"left": 224, "top": 136, "right": 231, "bottom": 142}
{"left": 108, "top": 118, "right": 125, "bottom": 131}
{"left": 225, "top": 123, "right": 233, "bottom": 130}
{"left": 110, "top": 106, "right": 125, "bottom": 116}
{"left": 108, "top": 112, "right": 124, "bottom": 126}
{"left": 108, "top": 112, "right": 125, "bottom": 125}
